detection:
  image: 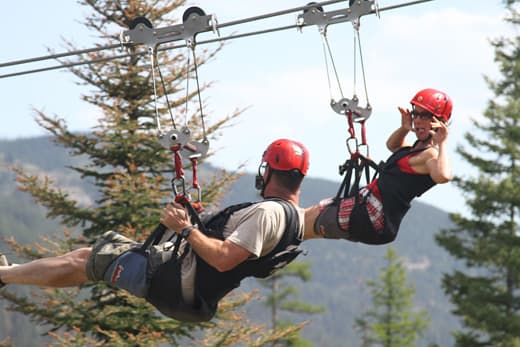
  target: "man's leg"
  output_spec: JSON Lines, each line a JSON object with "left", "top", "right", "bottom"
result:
{"left": 0, "top": 247, "right": 91, "bottom": 288}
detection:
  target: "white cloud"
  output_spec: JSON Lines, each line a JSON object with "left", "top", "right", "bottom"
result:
{"left": 68, "top": 105, "right": 100, "bottom": 132}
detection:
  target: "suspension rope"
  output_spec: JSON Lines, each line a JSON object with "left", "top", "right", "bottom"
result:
{"left": 320, "top": 32, "right": 334, "bottom": 100}
{"left": 321, "top": 31, "right": 344, "bottom": 100}
{"left": 0, "top": 0, "right": 435, "bottom": 79}
{"left": 352, "top": 33, "right": 357, "bottom": 97}
{"left": 149, "top": 47, "right": 163, "bottom": 132}
{"left": 355, "top": 28, "right": 370, "bottom": 107}
{"left": 190, "top": 46, "right": 208, "bottom": 140}
{"left": 155, "top": 53, "right": 177, "bottom": 128}
{"left": 184, "top": 48, "right": 191, "bottom": 128}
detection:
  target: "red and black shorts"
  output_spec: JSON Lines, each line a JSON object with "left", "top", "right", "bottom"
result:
{"left": 313, "top": 187, "right": 384, "bottom": 242}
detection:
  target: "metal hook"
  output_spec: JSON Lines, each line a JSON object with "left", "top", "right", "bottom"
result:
{"left": 346, "top": 137, "right": 358, "bottom": 155}
{"left": 186, "top": 186, "right": 202, "bottom": 203}
{"left": 172, "top": 177, "right": 186, "bottom": 197}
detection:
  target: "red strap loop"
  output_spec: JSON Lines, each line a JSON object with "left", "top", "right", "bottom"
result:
{"left": 346, "top": 110, "right": 356, "bottom": 139}
{"left": 171, "top": 145, "right": 184, "bottom": 180}
{"left": 190, "top": 157, "right": 199, "bottom": 189}
{"left": 360, "top": 120, "right": 367, "bottom": 146}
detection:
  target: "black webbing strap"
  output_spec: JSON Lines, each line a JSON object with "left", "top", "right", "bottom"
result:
{"left": 141, "top": 202, "right": 207, "bottom": 254}
{"left": 336, "top": 153, "right": 381, "bottom": 200}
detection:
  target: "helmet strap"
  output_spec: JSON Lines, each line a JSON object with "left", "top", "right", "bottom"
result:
{"left": 254, "top": 174, "right": 264, "bottom": 191}
{"left": 255, "top": 163, "right": 272, "bottom": 197}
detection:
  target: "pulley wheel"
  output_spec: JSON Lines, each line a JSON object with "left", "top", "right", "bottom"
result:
{"left": 183, "top": 7, "right": 206, "bottom": 23}
{"left": 129, "top": 16, "right": 153, "bottom": 30}
{"left": 304, "top": 2, "right": 324, "bottom": 13}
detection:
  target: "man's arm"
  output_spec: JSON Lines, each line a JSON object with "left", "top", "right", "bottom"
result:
{"left": 160, "top": 203, "right": 252, "bottom": 272}
{"left": 184, "top": 228, "right": 251, "bottom": 272}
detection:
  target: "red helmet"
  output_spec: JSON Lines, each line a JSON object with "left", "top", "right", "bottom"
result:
{"left": 410, "top": 88, "right": 453, "bottom": 123}
{"left": 262, "top": 139, "right": 309, "bottom": 176}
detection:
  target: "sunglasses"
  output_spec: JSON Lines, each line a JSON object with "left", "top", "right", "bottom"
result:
{"left": 411, "top": 109, "right": 435, "bottom": 120}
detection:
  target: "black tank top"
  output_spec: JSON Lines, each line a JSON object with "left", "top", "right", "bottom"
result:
{"left": 377, "top": 144, "right": 436, "bottom": 235}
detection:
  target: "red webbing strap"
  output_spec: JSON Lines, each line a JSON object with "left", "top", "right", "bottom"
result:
{"left": 360, "top": 119, "right": 367, "bottom": 146}
{"left": 347, "top": 110, "right": 356, "bottom": 139}
{"left": 169, "top": 146, "right": 204, "bottom": 213}
{"left": 171, "top": 145, "right": 184, "bottom": 180}
{"left": 170, "top": 144, "right": 189, "bottom": 205}
{"left": 190, "top": 157, "right": 200, "bottom": 190}
{"left": 188, "top": 157, "right": 204, "bottom": 212}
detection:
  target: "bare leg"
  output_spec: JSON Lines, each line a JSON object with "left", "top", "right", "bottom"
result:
{"left": 0, "top": 247, "right": 92, "bottom": 287}
{"left": 304, "top": 204, "right": 324, "bottom": 240}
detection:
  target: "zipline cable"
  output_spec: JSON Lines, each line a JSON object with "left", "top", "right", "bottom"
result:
{"left": 0, "top": 0, "right": 348, "bottom": 71}
{"left": 215, "top": 0, "right": 347, "bottom": 29}
{"left": 0, "top": 0, "right": 435, "bottom": 79}
{"left": 0, "top": 43, "right": 121, "bottom": 69}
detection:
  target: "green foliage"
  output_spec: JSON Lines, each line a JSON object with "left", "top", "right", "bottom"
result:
{"left": 435, "top": 3, "right": 520, "bottom": 346}
{"left": 355, "top": 247, "right": 430, "bottom": 347}
{"left": 258, "top": 260, "right": 325, "bottom": 346}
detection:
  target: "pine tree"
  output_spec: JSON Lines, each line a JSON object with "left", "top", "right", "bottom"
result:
{"left": 435, "top": 3, "right": 520, "bottom": 346}
{"left": 258, "top": 260, "right": 325, "bottom": 347}
{"left": 354, "top": 247, "right": 429, "bottom": 347}
{"left": 0, "top": 1, "right": 302, "bottom": 345}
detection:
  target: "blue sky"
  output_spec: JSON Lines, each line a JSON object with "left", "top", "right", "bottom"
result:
{"left": 0, "top": 0, "right": 514, "bottom": 213}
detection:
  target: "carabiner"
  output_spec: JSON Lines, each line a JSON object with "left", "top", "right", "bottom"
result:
{"left": 346, "top": 137, "right": 359, "bottom": 155}
{"left": 186, "top": 186, "right": 202, "bottom": 204}
{"left": 172, "top": 177, "right": 186, "bottom": 197}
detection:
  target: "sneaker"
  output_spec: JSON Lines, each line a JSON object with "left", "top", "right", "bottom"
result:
{"left": 0, "top": 253, "right": 7, "bottom": 288}
{"left": 0, "top": 254, "right": 7, "bottom": 266}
